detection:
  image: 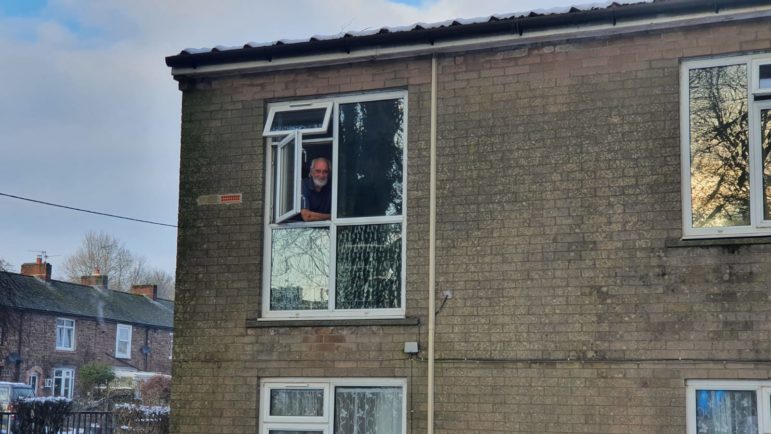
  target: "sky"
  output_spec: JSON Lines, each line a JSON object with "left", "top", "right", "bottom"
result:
{"left": 0, "top": 0, "right": 593, "bottom": 280}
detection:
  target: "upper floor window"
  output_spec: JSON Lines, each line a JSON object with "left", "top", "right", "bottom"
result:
{"left": 115, "top": 324, "right": 132, "bottom": 359}
{"left": 681, "top": 54, "right": 771, "bottom": 238}
{"left": 262, "top": 91, "right": 406, "bottom": 320}
{"left": 55, "top": 318, "right": 75, "bottom": 351}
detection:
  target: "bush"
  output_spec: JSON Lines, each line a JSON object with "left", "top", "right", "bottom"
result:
{"left": 114, "top": 404, "right": 169, "bottom": 434}
{"left": 79, "top": 362, "right": 116, "bottom": 397}
{"left": 12, "top": 396, "right": 73, "bottom": 434}
{"left": 139, "top": 376, "right": 171, "bottom": 406}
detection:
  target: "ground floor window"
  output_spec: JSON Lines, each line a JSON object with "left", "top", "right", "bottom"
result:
{"left": 687, "top": 380, "right": 771, "bottom": 434}
{"left": 28, "top": 373, "right": 38, "bottom": 394}
{"left": 260, "top": 378, "right": 405, "bottom": 434}
{"left": 53, "top": 368, "right": 74, "bottom": 399}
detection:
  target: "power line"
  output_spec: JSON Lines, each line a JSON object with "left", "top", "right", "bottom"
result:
{"left": 0, "top": 192, "right": 177, "bottom": 228}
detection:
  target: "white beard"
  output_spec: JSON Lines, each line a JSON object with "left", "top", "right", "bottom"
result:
{"left": 313, "top": 178, "right": 328, "bottom": 188}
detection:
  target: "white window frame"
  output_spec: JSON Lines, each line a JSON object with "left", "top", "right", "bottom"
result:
{"left": 169, "top": 332, "right": 173, "bottom": 359}
{"left": 681, "top": 54, "right": 771, "bottom": 238}
{"left": 28, "top": 373, "right": 38, "bottom": 394}
{"left": 263, "top": 101, "right": 333, "bottom": 137}
{"left": 273, "top": 130, "right": 303, "bottom": 223}
{"left": 261, "top": 90, "right": 408, "bottom": 320}
{"left": 259, "top": 378, "right": 406, "bottom": 434}
{"left": 53, "top": 368, "right": 74, "bottom": 399}
{"left": 115, "top": 324, "right": 132, "bottom": 359}
{"left": 55, "top": 318, "right": 75, "bottom": 351}
{"left": 686, "top": 379, "right": 771, "bottom": 434}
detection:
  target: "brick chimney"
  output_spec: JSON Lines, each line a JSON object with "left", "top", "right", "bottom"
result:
{"left": 81, "top": 267, "right": 108, "bottom": 289}
{"left": 20, "top": 256, "right": 52, "bottom": 281}
{"left": 130, "top": 284, "right": 158, "bottom": 300}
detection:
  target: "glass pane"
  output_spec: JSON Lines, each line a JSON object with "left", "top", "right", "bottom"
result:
{"left": 269, "top": 389, "right": 324, "bottom": 417}
{"left": 759, "top": 64, "right": 771, "bottom": 89}
{"left": 277, "top": 137, "right": 297, "bottom": 219}
{"left": 0, "top": 387, "right": 9, "bottom": 402}
{"left": 689, "top": 64, "right": 749, "bottom": 228}
{"left": 336, "top": 224, "right": 401, "bottom": 310}
{"left": 762, "top": 109, "right": 771, "bottom": 220}
{"left": 270, "top": 227, "right": 330, "bottom": 310}
{"left": 269, "top": 431, "right": 323, "bottom": 434}
{"left": 337, "top": 99, "right": 404, "bottom": 218}
{"left": 696, "top": 390, "right": 757, "bottom": 434}
{"left": 271, "top": 108, "right": 328, "bottom": 132}
{"left": 334, "top": 387, "right": 402, "bottom": 434}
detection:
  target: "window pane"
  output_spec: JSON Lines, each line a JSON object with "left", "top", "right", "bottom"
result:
{"left": 269, "top": 389, "right": 324, "bottom": 417}
{"left": 336, "top": 224, "right": 401, "bottom": 310}
{"left": 762, "top": 109, "right": 771, "bottom": 220}
{"left": 759, "top": 64, "right": 771, "bottom": 89}
{"left": 334, "top": 386, "right": 402, "bottom": 434}
{"left": 271, "top": 108, "right": 328, "bottom": 132}
{"left": 689, "top": 64, "right": 749, "bottom": 228}
{"left": 696, "top": 390, "right": 757, "bottom": 434}
{"left": 337, "top": 99, "right": 404, "bottom": 218}
{"left": 270, "top": 227, "right": 330, "bottom": 310}
{"left": 269, "top": 431, "right": 323, "bottom": 434}
{"left": 277, "top": 137, "right": 297, "bottom": 219}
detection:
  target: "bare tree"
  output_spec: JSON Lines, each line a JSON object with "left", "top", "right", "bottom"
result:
{"left": 62, "top": 231, "right": 175, "bottom": 298}
{"left": 0, "top": 258, "right": 11, "bottom": 272}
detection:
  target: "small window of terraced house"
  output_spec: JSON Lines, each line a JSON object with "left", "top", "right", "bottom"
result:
{"left": 262, "top": 91, "right": 406, "bottom": 320}
{"left": 55, "top": 318, "right": 75, "bottom": 350}
{"left": 115, "top": 324, "right": 132, "bottom": 358}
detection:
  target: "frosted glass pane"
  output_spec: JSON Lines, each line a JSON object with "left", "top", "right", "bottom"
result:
{"left": 335, "top": 224, "right": 401, "bottom": 310}
{"left": 696, "top": 390, "right": 757, "bottom": 434}
{"left": 270, "top": 389, "right": 324, "bottom": 417}
{"left": 270, "top": 227, "right": 330, "bottom": 310}
{"left": 334, "top": 387, "right": 402, "bottom": 434}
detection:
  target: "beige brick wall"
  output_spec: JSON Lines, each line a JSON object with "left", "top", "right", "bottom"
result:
{"left": 173, "top": 18, "right": 771, "bottom": 433}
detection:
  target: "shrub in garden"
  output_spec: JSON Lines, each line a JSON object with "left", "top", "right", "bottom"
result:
{"left": 139, "top": 375, "right": 171, "bottom": 406}
{"left": 12, "top": 396, "right": 72, "bottom": 434}
{"left": 114, "top": 404, "right": 169, "bottom": 434}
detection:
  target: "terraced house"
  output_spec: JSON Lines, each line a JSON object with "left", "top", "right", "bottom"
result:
{"left": 0, "top": 258, "right": 173, "bottom": 399}
{"left": 166, "top": 0, "right": 771, "bottom": 432}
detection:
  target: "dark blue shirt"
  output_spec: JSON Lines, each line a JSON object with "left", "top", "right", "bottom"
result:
{"left": 301, "top": 178, "right": 331, "bottom": 214}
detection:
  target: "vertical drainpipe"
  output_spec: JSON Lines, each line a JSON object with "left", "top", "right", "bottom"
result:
{"left": 427, "top": 53, "right": 438, "bottom": 434}
{"left": 15, "top": 311, "right": 25, "bottom": 382}
{"left": 144, "top": 328, "right": 150, "bottom": 371}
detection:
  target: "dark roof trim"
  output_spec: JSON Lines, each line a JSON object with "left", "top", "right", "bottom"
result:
{"left": 166, "top": 0, "right": 771, "bottom": 69}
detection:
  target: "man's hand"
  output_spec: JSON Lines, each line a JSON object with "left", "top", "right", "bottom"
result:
{"left": 301, "top": 209, "right": 331, "bottom": 221}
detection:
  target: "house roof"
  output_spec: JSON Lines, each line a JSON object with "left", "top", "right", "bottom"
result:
{"left": 0, "top": 272, "right": 173, "bottom": 329}
{"left": 165, "top": 0, "right": 771, "bottom": 70}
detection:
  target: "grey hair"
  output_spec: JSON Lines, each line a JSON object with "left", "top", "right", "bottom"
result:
{"left": 309, "top": 157, "right": 331, "bottom": 172}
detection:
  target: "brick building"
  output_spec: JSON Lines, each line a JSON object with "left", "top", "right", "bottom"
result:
{"left": 165, "top": 1, "right": 771, "bottom": 432}
{"left": 0, "top": 258, "right": 173, "bottom": 399}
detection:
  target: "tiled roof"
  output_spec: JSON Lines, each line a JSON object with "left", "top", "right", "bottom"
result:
{"left": 0, "top": 272, "right": 173, "bottom": 329}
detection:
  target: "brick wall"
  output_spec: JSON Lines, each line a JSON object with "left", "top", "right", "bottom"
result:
{"left": 0, "top": 310, "right": 172, "bottom": 398}
{"left": 173, "top": 18, "right": 771, "bottom": 434}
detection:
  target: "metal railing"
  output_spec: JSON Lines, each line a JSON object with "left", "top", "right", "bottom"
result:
{"left": 0, "top": 411, "right": 112, "bottom": 434}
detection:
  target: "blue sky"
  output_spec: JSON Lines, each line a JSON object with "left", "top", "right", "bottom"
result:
{"left": 0, "top": 0, "right": 585, "bottom": 281}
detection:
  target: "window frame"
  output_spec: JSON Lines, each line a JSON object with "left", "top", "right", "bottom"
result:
{"left": 115, "top": 324, "right": 132, "bottom": 359}
{"left": 680, "top": 54, "right": 771, "bottom": 238}
{"left": 686, "top": 379, "right": 771, "bottom": 434}
{"left": 53, "top": 368, "right": 74, "bottom": 399}
{"left": 261, "top": 90, "right": 408, "bottom": 320}
{"left": 55, "top": 318, "right": 75, "bottom": 351}
{"left": 263, "top": 101, "right": 333, "bottom": 137}
{"left": 28, "top": 373, "right": 38, "bottom": 394}
{"left": 259, "top": 378, "right": 406, "bottom": 434}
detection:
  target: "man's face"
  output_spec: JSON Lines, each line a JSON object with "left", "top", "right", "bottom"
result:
{"left": 310, "top": 160, "right": 329, "bottom": 188}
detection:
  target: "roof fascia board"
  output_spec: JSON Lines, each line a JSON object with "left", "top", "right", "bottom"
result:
{"left": 171, "top": 6, "right": 771, "bottom": 78}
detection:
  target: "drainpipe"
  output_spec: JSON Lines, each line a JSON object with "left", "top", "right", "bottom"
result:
{"left": 14, "top": 312, "right": 25, "bottom": 382}
{"left": 427, "top": 53, "right": 438, "bottom": 434}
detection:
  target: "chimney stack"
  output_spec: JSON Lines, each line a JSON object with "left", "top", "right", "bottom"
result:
{"left": 81, "top": 267, "right": 108, "bottom": 289}
{"left": 20, "top": 256, "right": 52, "bottom": 281}
{"left": 130, "top": 284, "right": 158, "bottom": 300}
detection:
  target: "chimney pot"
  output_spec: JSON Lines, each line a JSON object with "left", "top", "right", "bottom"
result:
{"left": 81, "top": 273, "right": 108, "bottom": 289}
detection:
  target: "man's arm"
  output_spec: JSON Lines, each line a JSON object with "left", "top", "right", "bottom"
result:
{"left": 301, "top": 209, "right": 331, "bottom": 221}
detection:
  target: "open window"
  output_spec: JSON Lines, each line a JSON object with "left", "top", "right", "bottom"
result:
{"left": 263, "top": 102, "right": 332, "bottom": 137}
{"left": 262, "top": 91, "right": 406, "bottom": 319}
